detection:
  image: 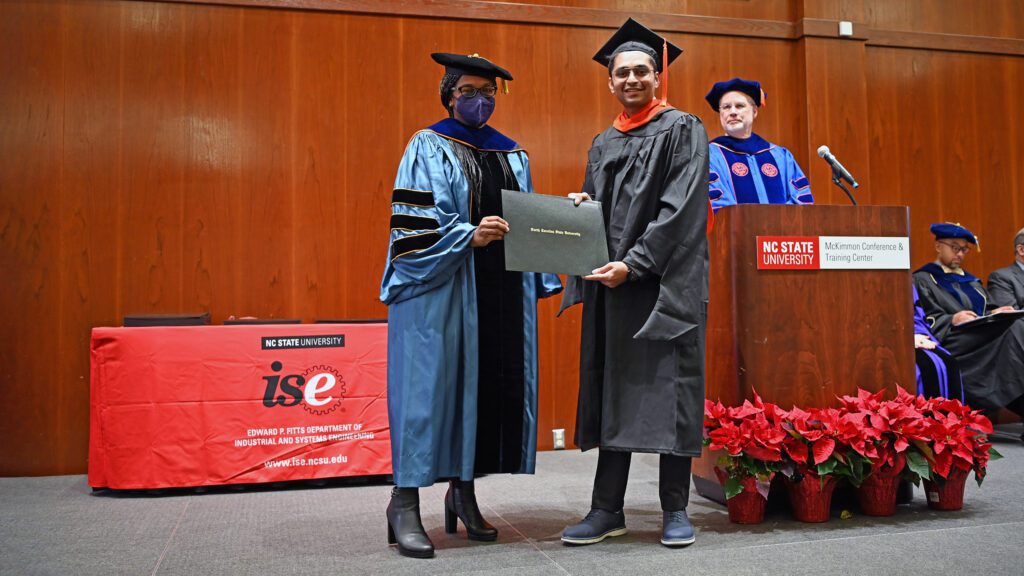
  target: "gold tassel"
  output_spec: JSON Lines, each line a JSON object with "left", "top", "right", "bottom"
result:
{"left": 502, "top": 78, "right": 509, "bottom": 94}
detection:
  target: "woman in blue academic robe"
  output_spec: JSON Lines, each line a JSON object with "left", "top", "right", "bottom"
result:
{"left": 379, "top": 52, "right": 561, "bottom": 559}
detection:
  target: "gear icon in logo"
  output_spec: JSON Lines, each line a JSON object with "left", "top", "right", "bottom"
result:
{"left": 301, "top": 365, "right": 346, "bottom": 416}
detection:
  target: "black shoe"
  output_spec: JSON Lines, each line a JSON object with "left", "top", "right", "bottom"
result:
{"left": 386, "top": 487, "right": 434, "bottom": 558}
{"left": 445, "top": 480, "right": 498, "bottom": 541}
{"left": 561, "top": 509, "right": 627, "bottom": 545}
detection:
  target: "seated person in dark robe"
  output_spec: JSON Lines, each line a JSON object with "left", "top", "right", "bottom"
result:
{"left": 912, "top": 223, "right": 1024, "bottom": 429}
{"left": 913, "top": 285, "right": 963, "bottom": 401}
{"left": 986, "top": 226, "right": 1024, "bottom": 309}
{"left": 704, "top": 78, "right": 813, "bottom": 212}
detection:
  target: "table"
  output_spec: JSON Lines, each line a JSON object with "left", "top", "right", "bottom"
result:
{"left": 88, "top": 323, "right": 391, "bottom": 489}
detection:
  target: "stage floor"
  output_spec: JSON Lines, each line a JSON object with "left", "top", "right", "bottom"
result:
{"left": 3, "top": 425, "right": 1023, "bottom": 576}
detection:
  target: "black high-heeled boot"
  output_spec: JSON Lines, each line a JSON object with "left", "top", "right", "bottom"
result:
{"left": 444, "top": 479, "right": 498, "bottom": 541}
{"left": 386, "top": 487, "right": 434, "bottom": 558}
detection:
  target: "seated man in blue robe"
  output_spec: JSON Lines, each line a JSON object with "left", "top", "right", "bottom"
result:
{"left": 704, "top": 78, "right": 813, "bottom": 212}
{"left": 379, "top": 52, "right": 562, "bottom": 558}
{"left": 912, "top": 223, "right": 1024, "bottom": 434}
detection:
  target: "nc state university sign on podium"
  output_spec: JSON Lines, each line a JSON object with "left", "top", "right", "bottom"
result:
{"left": 694, "top": 204, "right": 915, "bottom": 502}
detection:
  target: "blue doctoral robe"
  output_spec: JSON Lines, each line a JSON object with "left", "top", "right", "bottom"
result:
{"left": 380, "top": 119, "right": 562, "bottom": 488}
{"left": 708, "top": 133, "right": 813, "bottom": 212}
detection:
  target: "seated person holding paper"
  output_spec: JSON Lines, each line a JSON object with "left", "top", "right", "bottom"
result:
{"left": 913, "top": 222, "right": 1024, "bottom": 424}
{"left": 379, "top": 52, "right": 561, "bottom": 559}
{"left": 986, "top": 226, "right": 1024, "bottom": 309}
{"left": 704, "top": 78, "right": 813, "bottom": 212}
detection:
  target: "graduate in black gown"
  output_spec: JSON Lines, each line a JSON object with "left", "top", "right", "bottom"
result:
{"left": 912, "top": 223, "right": 1024, "bottom": 424}
{"left": 558, "top": 19, "right": 709, "bottom": 548}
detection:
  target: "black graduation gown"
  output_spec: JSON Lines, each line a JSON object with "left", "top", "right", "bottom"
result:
{"left": 913, "top": 267, "right": 1024, "bottom": 410}
{"left": 560, "top": 108, "right": 710, "bottom": 457}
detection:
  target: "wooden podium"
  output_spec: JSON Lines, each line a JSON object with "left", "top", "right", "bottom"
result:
{"left": 693, "top": 204, "right": 915, "bottom": 502}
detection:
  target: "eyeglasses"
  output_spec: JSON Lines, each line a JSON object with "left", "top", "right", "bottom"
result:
{"left": 455, "top": 84, "right": 497, "bottom": 98}
{"left": 938, "top": 241, "right": 971, "bottom": 255}
{"left": 612, "top": 66, "right": 654, "bottom": 80}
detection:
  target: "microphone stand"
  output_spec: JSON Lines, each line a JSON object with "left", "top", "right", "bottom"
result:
{"left": 830, "top": 167, "right": 858, "bottom": 205}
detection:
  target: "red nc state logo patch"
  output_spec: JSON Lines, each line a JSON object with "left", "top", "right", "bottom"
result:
{"left": 731, "top": 162, "right": 749, "bottom": 177}
{"left": 761, "top": 163, "right": 779, "bottom": 177}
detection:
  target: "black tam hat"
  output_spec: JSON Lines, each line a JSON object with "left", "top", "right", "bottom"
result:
{"left": 431, "top": 53, "right": 513, "bottom": 81}
{"left": 592, "top": 18, "right": 683, "bottom": 73}
{"left": 433, "top": 53, "right": 513, "bottom": 114}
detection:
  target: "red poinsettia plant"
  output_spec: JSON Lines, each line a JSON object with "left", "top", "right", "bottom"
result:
{"left": 834, "top": 387, "right": 932, "bottom": 481}
{"left": 779, "top": 405, "right": 869, "bottom": 487}
{"left": 894, "top": 389, "right": 1003, "bottom": 486}
{"left": 704, "top": 393, "right": 786, "bottom": 499}
{"left": 705, "top": 387, "right": 1002, "bottom": 499}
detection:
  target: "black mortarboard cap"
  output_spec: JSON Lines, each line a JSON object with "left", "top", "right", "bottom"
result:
{"left": 592, "top": 18, "right": 683, "bottom": 72}
{"left": 431, "top": 53, "right": 513, "bottom": 81}
{"left": 705, "top": 77, "right": 766, "bottom": 112}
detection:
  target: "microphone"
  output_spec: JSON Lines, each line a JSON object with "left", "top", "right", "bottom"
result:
{"left": 817, "top": 146, "right": 859, "bottom": 188}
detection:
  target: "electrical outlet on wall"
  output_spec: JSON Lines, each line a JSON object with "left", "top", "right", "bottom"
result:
{"left": 552, "top": 429, "right": 565, "bottom": 450}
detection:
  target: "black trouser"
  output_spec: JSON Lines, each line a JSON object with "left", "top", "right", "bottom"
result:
{"left": 591, "top": 449, "right": 691, "bottom": 512}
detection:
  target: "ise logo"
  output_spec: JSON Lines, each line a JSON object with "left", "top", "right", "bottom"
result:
{"left": 261, "top": 362, "right": 346, "bottom": 415}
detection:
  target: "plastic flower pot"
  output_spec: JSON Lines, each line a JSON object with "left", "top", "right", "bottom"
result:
{"left": 784, "top": 473, "right": 837, "bottom": 523}
{"left": 856, "top": 453, "right": 906, "bottom": 517}
{"left": 715, "top": 467, "right": 769, "bottom": 524}
{"left": 924, "top": 466, "right": 970, "bottom": 511}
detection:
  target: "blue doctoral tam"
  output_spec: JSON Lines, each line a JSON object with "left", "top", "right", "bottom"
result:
{"left": 930, "top": 223, "right": 977, "bottom": 245}
{"left": 705, "top": 78, "right": 764, "bottom": 112}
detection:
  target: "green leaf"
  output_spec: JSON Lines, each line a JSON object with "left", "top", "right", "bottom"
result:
{"left": 905, "top": 450, "right": 932, "bottom": 482}
{"left": 816, "top": 459, "right": 838, "bottom": 476}
{"left": 988, "top": 446, "right": 1003, "bottom": 462}
{"left": 724, "top": 477, "right": 744, "bottom": 500}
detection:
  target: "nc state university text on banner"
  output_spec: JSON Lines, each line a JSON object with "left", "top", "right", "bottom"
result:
{"left": 757, "top": 236, "right": 910, "bottom": 270}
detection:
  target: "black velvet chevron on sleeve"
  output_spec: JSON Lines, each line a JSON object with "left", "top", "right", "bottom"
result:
{"left": 390, "top": 231, "right": 441, "bottom": 261}
{"left": 391, "top": 188, "right": 435, "bottom": 207}
{"left": 390, "top": 213, "right": 439, "bottom": 231}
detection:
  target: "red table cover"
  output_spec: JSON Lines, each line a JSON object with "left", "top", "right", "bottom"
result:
{"left": 88, "top": 324, "right": 391, "bottom": 489}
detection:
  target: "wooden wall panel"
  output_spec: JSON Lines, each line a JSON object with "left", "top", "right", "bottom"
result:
{"left": 182, "top": 3, "right": 244, "bottom": 317}
{"left": 1, "top": 0, "right": 1023, "bottom": 475}
{"left": 119, "top": 1, "right": 187, "bottom": 317}
{"left": 0, "top": 1, "right": 67, "bottom": 476}
{"left": 863, "top": 0, "right": 1024, "bottom": 39}
{"left": 60, "top": 0, "right": 126, "bottom": 474}
{"left": 866, "top": 46, "right": 1024, "bottom": 275}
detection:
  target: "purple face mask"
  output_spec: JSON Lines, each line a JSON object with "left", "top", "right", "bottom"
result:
{"left": 454, "top": 94, "right": 495, "bottom": 127}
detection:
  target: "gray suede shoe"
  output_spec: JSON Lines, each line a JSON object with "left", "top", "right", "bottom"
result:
{"left": 661, "top": 509, "right": 695, "bottom": 547}
{"left": 561, "top": 509, "right": 627, "bottom": 545}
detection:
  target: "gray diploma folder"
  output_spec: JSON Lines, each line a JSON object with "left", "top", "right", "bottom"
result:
{"left": 501, "top": 189, "right": 610, "bottom": 276}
